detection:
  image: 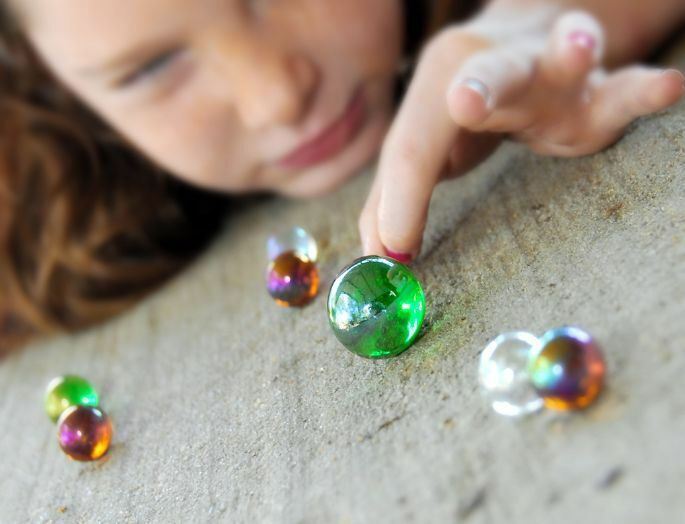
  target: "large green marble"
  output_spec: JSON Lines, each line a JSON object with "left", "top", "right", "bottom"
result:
{"left": 327, "top": 256, "right": 426, "bottom": 359}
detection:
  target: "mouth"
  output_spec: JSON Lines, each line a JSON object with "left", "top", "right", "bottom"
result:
{"left": 276, "top": 86, "right": 367, "bottom": 171}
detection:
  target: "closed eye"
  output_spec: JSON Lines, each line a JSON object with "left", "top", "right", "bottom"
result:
{"left": 117, "top": 48, "right": 184, "bottom": 88}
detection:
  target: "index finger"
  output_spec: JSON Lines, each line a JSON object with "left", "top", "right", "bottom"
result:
{"left": 372, "top": 30, "right": 491, "bottom": 259}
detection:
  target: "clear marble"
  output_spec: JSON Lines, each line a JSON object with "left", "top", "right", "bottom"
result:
{"left": 266, "top": 227, "right": 318, "bottom": 263}
{"left": 479, "top": 331, "right": 544, "bottom": 417}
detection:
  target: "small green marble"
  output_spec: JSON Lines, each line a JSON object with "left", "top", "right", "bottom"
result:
{"left": 44, "top": 375, "right": 99, "bottom": 423}
{"left": 327, "top": 256, "right": 426, "bottom": 359}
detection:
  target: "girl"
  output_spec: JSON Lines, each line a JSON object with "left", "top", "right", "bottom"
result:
{"left": 0, "top": 0, "right": 683, "bottom": 352}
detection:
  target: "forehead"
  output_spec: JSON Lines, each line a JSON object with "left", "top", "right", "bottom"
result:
{"left": 18, "top": 0, "right": 198, "bottom": 66}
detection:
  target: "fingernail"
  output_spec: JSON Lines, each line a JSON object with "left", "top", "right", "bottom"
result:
{"left": 384, "top": 248, "right": 413, "bottom": 264}
{"left": 453, "top": 78, "right": 493, "bottom": 111}
{"left": 659, "top": 68, "right": 685, "bottom": 88}
{"left": 568, "top": 31, "right": 596, "bottom": 50}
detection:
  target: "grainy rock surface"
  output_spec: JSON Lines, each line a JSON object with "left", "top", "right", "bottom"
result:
{"left": 1, "top": 36, "right": 684, "bottom": 524}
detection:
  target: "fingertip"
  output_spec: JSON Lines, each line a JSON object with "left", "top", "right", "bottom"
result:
{"left": 562, "top": 30, "right": 597, "bottom": 71}
{"left": 555, "top": 10, "right": 604, "bottom": 59}
{"left": 384, "top": 249, "right": 414, "bottom": 264}
{"left": 544, "top": 10, "right": 604, "bottom": 84}
{"left": 358, "top": 218, "right": 381, "bottom": 257}
{"left": 447, "top": 78, "right": 493, "bottom": 127}
{"left": 377, "top": 208, "right": 421, "bottom": 262}
{"left": 549, "top": 30, "right": 598, "bottom": 84}
{"left": 644, "top": 69, "right": 685, "bottom": 110}
{"left": 363, "top": 237, "right": 385, "bottom": 257}
{"left": 377, "top": 225, "right": 421, "bottom": 264}
{"left": 660, "top": 68, "right": 685, "bottom": 94}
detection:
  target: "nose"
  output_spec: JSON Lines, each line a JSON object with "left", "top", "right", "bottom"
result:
{"left": 208, "top": 35, "right": 319, "bottom": 130}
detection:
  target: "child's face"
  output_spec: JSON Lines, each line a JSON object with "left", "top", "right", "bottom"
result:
{"left": 19, "top": 0, "right": 402, "bottom": 196}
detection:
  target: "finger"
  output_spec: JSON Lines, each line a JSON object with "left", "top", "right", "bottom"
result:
{"left": 447, "top": 40, "right": 538, "bottom": 129}
{"left": 539, "top": 10, "right": 604, "bottom": 89}
{"left": 359, "top": 171, "right": 384, "bottom": 256}
{"left": 377, "top": 31, "right": 491, "bottom": 260}
{"left": 590, "top": 67, "right": 685, "bottom": 135}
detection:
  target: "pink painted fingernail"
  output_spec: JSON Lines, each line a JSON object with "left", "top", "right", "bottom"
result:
{"left": 384, "top": 249, "right": 413, "bottom": 264}
{"left": 568, "top": 31, "right": 596, "bottom": 50}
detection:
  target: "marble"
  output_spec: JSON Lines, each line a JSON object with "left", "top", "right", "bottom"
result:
{"left": 266, "top": 251, "right": 320, "bottom": 307}
{"left": 479, "top": 331, "right": 545, "bottom": 417}
{"left": 528, "top": 326, "right": 606, "bottom": 410}
{"left": 57, "top": 406, "right": 113, "bottom": 462}
{"left": 327, "top": 256, "right": 425, "bottom": 359}
{"left": 266, "top": 227, "right": 318, "bottom": 263}
{"left": 44, "top": 375, "right": 99, "bottom": 423}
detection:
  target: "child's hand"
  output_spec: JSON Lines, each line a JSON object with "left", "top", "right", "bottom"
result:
{"left": 359, "top": 9, "right": 685, "bottom": 261}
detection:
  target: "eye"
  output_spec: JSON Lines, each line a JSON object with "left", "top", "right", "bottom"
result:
{"left": 118, "top": 48, "right": 183, "bottom": 87}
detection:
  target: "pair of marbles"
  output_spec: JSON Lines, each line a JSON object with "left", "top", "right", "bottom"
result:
{"left": 479, "top": 327, "right": 606, "bottom": 416}
{"left": 44, "top": 375, "right": 113, "bottom": 461}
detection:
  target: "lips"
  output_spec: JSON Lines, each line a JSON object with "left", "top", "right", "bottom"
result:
{"left": 277, "top": 87, "right": 366, "bottom": 170}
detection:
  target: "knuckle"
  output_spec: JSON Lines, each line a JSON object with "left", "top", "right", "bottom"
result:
{"left": 382, "top": 138, "right": 431, "bottom": 180}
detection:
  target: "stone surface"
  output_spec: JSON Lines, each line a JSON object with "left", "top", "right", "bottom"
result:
{"left": 1, "top": 35, "right": 685, "bottom": 524}
{"left": 327, "top": 256, "right": 426, "bottom": 359}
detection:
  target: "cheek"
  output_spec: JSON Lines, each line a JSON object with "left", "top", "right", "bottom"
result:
{"left": 107, "top": 93, "right": 256, "bottom": 190}
{"left": 297, "top": 0, "right": 402, "bottom": 76}
{"left": 344, "top": 0, "right": 403, "bottom": 71}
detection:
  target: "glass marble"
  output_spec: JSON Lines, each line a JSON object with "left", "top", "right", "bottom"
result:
{"left": 44, "top": 375, "right": 99, "bottom": 423}
{"left": 267, "top": 226, "right": 318, "bottom": 263}
{"left": 327, "top": 256, "right": 425, "bottom": 359}
{"left": 529, "top": 326, "right": 606, "bottom": 411}
{"left": 266, "top": 250, "right": 320, "bottom": 307}
{"left": 57, "top": 405, "right": 113, "bottom": 461}
{"left": 479, "top": 331, "right": 544, "bottom": 417}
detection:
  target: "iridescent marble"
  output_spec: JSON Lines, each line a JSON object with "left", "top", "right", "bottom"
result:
{"left": 267, "top": 227, "right": 318, "bottom": 263}
{"left": 327, "top": 256, "right": 425, "bottom": 359}
{"left": 529, "top": 326, "right": 605, "bottom": 410}
{"left": 57, "top": 405, "right": 112, "bottom": 461}
{"left": 479, "top": 331, "right": 544, "bottom": 417}
{"left": 44, "top": 375, "right": 99, "bottom": 423}
{"left": 266, "top": 250, "right": 320, "bottom": 307}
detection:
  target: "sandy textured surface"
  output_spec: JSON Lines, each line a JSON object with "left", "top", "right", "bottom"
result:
{"left": 1, "top": 37, "right": 684, "bottom": 524}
